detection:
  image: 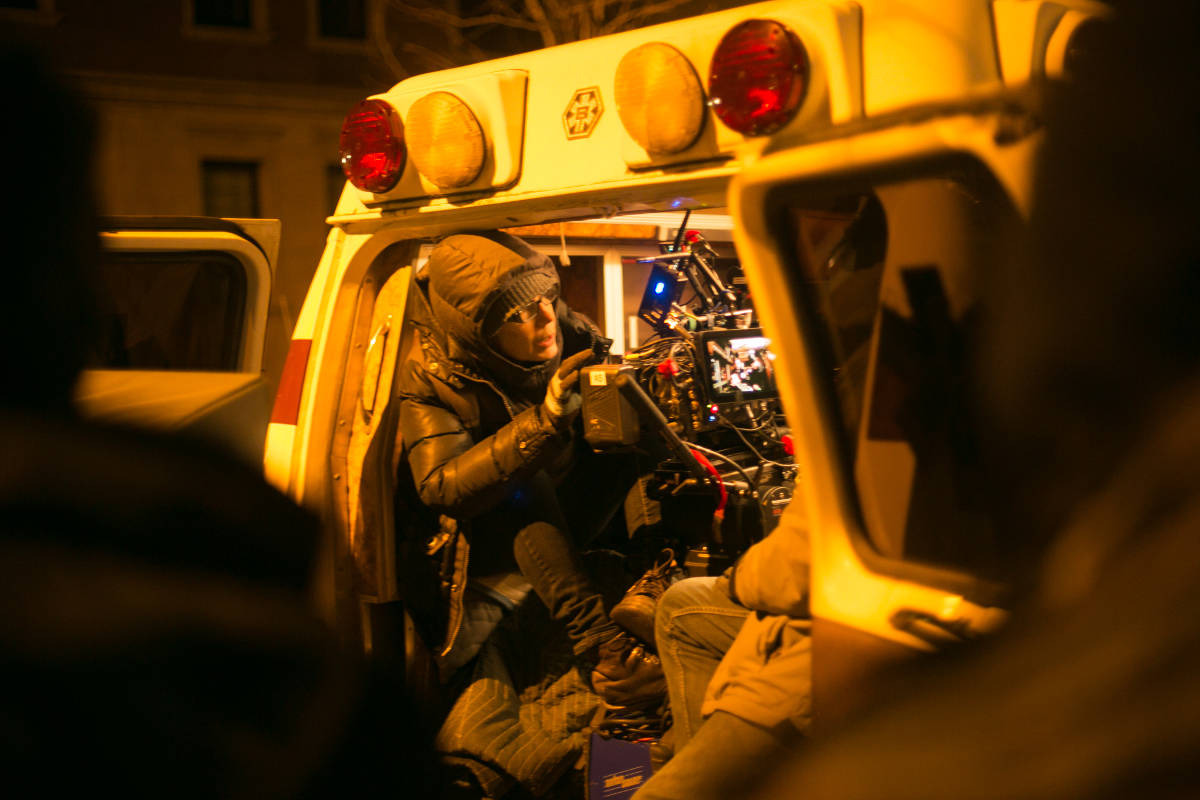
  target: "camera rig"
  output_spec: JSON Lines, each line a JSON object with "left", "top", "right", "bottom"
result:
{"left": 582, "top": 213, "right": 796, "bottom": 576}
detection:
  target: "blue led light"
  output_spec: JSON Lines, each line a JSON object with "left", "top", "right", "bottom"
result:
{"left": 654, "top": 281, "right": 666, "bottom": 295}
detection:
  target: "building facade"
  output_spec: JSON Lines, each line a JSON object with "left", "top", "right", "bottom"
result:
{"left": 2, "top": 0, "right": 393, "bottom": 391}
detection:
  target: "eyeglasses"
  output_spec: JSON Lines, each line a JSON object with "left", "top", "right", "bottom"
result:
{"left": 503, "top": 288, "right": 560, "bottom": 324}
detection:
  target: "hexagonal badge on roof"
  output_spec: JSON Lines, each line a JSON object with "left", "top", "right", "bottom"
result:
{"left": 563, "top": 86, "right": 603, "bottom": 140}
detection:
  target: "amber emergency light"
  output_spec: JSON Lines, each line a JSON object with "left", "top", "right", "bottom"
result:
{"left": 339, "top": 99, "right": 406, "bottom": 194}
{"left": 405, "top": 91, "right": 487, "bottom": 190}
{"left": 709, "top": 18, "right": 809, "bottom": 136}
{"left": 615, "top": 42, "right": 706, "bottom": 156}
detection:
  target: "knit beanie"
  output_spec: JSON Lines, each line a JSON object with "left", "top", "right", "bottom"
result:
{"left": 481, "top": 268, "right": 559, "bottom": 338}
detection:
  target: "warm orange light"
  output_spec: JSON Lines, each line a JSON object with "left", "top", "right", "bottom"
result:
{"left": 405, "top": 91, "right": 486, "bottom": 189}
{"left": 615, "top": 42, "right": 706, "bottom": 156}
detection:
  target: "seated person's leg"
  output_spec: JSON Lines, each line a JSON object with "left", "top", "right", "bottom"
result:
{"left": 479, "top": 460, "right": 667, "bottom": 709}
{"left": 510, "top": 449, "right": 641, "bottom": 656}
{"left": 471, "top": 469, "right": 620, "bottom": 656}
{"left": 632, "top": 711, "right": 787, "bottom": 800}
{"left": 655, "top": 576, "right": 750, "bottom": 747}
{"left": 513, "top": 519, "right": 620, "bottom": 655}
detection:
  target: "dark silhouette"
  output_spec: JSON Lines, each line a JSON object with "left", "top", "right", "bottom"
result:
{"left": 750, "top": 1, "right": 1200, "bottom": 797}
{"left": 0, "top": 46, "right": 437, "bottom": 798}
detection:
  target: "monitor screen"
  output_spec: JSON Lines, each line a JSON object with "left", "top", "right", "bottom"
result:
{"left": 700, "top": 327, "right": 779, "bottom": 402}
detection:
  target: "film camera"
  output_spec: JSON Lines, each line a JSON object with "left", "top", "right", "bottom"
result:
{"left": 582, "top": 217, "right": 796, "bottom": 576}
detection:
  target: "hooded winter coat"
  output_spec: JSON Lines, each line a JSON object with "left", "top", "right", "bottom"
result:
{"left": 393, "top": 231, "right": 607, "bottom": 657}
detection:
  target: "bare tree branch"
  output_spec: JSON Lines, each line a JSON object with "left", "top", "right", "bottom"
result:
{"left": 377, "top": 0, "right": 710, "bottom": 72}
{"left": 522, "top": 0, "right": 558, "bottom": 47}
{"left": 389, "top": 0, "right": 540, "bottom": 32}
{"left": 539, "top": 0, "right": 571, "bottom": 22}
{"left": 604, "top": 0, "right": 695, "bottom": 34}
{"left": 443, "top": 0, "right": 466, "bottom": 57}
{"left": 400, "top": 40, "right": 484, "bottom": 72}
{"left": 372, "top": 0, "right": 409, "bottom": 79}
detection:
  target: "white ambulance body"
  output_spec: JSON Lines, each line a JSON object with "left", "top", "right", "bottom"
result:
{"left": 263, "top": 0, "right": 1107, "bottom": 722}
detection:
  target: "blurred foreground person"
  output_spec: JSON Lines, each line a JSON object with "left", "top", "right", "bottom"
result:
{"left": 0, "top": 47, "right": 434, "bottom": 798}
{"left": 750, "top": 2, "right": 1200, "bottom": 798}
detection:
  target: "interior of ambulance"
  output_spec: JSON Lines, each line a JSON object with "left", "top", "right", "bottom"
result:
{"left": 320, "top": 144, "right": 1025, "bottom": 789}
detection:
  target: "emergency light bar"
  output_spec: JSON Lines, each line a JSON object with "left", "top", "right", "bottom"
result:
{"left": 337, "top": 70, "right": 527, "bottom": 201}
{"left": 334, "top": 2, "right": 861, "bottom": 209}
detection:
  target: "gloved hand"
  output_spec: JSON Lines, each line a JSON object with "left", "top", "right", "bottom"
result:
{"left": 542, "top": 348, "right": 593, "bottom": 428}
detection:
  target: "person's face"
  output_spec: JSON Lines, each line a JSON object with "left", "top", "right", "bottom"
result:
{"left": 492, "top": 294, "right": 559, "bottom": 362}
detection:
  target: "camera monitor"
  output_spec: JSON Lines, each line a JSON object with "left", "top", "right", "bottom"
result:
{"left": 637, "top": 262, "right": 686, "bottom": 332}
{"left": 698, "top": 327, "right": 779, "bottom": 402}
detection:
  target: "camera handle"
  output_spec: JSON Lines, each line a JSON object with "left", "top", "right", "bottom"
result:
{"left": 614, "top": 372, "right": 711, "bottom": 483}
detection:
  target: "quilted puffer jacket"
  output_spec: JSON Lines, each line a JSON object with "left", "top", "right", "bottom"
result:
{"left": 393, "top": 232, "right": 607, "bottom": 657}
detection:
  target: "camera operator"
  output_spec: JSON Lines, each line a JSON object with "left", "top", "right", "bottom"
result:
{"left": 395, "top": 231, "right": 665, "bottom": 709}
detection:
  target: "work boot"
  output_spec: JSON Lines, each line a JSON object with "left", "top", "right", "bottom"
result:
{"left": 591, "top": 632, "right": 667, "bottom": 710}
{"left": 610, "top": 549, "right": 676, "bottom": 647}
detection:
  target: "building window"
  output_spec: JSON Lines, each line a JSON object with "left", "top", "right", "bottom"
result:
{"left": 309, "top": 0, "right": 371, "bottom": 51}
{"left": 193, "top": 0, "right": 252, "bottom": 28}
{"left": 183, "top": 0, "right": 268, "bottom": 41}
{"left": 202, "top": 160, "right": 260, "bottom": 218}
{"left": 318, "top": 0, "right": 366, "bottom": 40}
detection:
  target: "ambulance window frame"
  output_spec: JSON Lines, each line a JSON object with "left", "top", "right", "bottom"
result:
{"left": 763, "top": 153, "right": 1013, "bottom": 607}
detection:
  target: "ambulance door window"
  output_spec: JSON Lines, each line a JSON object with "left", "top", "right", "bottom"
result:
{"left": 782, "top": 161, "right": 1016, "bottom": 579}
{"left": 788, "top": 194, "right": 886, "bottom": 456}
{"left": 91, "top": 251, "right": 247, "bottom": 371}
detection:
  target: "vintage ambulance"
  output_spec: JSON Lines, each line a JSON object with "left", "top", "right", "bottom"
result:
{"left": 260, "top": 0, "right": 1108, "bottom": 730}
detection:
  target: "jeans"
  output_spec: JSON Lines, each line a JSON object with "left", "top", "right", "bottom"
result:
{"left": 654, "top": 576, "right": 750, "bottom": 747}
{"left": 468, "top": 445, "right": 633, "bottom": 656}
{"left": 632, "top": 711, "right": 787, "bottom": 800}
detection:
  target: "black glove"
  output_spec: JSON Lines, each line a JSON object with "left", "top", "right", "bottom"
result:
{"left": 542, "top": 348, "right": 593, "bottom": 428}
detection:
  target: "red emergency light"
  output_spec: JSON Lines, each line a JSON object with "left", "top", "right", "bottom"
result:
{"left": 339, "top": 99, "right": 406, "bottom": 193}
{"left": 708, "top": 19, "right": 808, "bottom": 137}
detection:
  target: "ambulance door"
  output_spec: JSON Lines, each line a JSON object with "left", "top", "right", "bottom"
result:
{"left": 297, "top": 237, "right": 446, "bottom": 706}
{"left": 75, "top": 216, "right": 277, "bottom": 465}
{"left": 729, "top": 114, "right": 1036, "bottom": 730}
